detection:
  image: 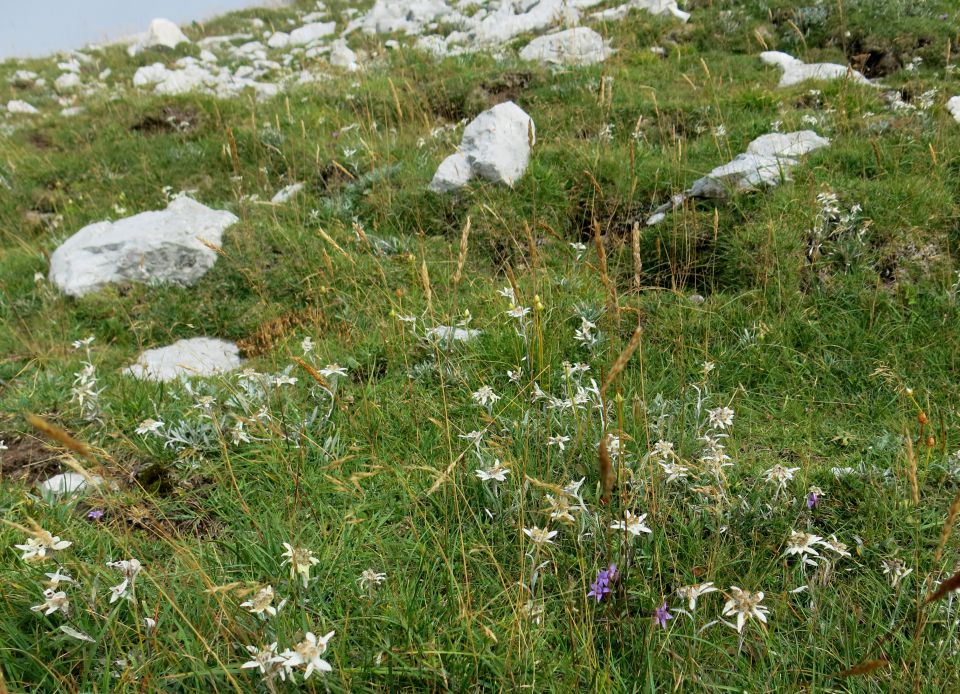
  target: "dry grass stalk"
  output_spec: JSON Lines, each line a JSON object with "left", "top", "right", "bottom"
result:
{"left": 600, "top": 322, "right": 644, "bottom": 399}
{"left": 632, "top": 221, "right": 642, "bottom": 292}
{"left": 593, "top": 219, "right": 619, "bottom": 320}
{"left": 924, "top": 569, "right": 960, "bottom": 605}
{"left": 26, "top": 414, "right": 97, "bottom": 463}
{"left": 523, "top": 221, "right": 539, "bottom": 270}
{"left": 835, "top": 659, "right": 888, "bottom": 678}
{"left": 452, "top": 216, "right": 471, "bottom": 285}
{"left": 905, "top": 433, "right": 919, "bottom": 505}
{"left": 317, "top": 227, "right": 355, "bottom": 264}
{"left": 292, "top": 356, "right": 332, "bottom": 390}
{"left": 934, "top": 488, "right": 960, "bottom": 565}
{"left": 420, "top": 257, "right": 433, "bottom": 314}
{"left": 598, "top": 435, "right": 613, "bottom": 504}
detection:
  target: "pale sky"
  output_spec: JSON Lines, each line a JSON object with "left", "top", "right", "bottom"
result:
{"left": 0, "top": 1, "right": 283, "bottom": 60}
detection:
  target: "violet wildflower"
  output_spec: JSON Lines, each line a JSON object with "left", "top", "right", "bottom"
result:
{"left": 586, "top": 564, "right": 618, "bottom": 603}
{"left": 87, "top": 509, "right": 104, "bottom": 521}
{"left": 653, "top": 601, "right": 672, "bottom": 629}
{"left": 806, "top": 491, "right": 819, "bottom": 509}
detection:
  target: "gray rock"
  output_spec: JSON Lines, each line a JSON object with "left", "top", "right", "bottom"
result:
{"left": 128, "top": 18, "right": 191, "bottom": 56}
{"left": 462, "top": 101, "right": 535, "bottom": 185}
{"left": 124, "top": 337, "right": 242, "bottom": 381}
{"left": 760, "top": 51, "right": 869, "bottom": 88}
{"left": 49, "top": 196, "right": 238, "bottom": 297}
{"left": 647, "top": 131, "right": 829, "bottom": 223}
{"left": 271, "top": 182, "right": 304, "bottom": 203}
{"left": 948, "top": 96, "right": 960, "bottom": 122}
{"left": 37, "top": 472, "right": 104, "bottom": 499}
{"left": 519, "top": 27, "right": 610, "bottom": 65}
{"left": 289, "top": 22, "right": 337, "bottom": 45}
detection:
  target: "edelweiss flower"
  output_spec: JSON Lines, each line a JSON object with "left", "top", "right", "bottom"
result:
{"left": 31, "top": 589, "right": 70, "bottom": 616}
{"left": 475, "top": 460, "right": 510, "bottom": 482}
{"left": 358, "top": 569, "right": 387, "bottom": 591}
{"left": 610, "top": 511, "right": 652, "bottom": 538}
{"left": 242, "top": 642, "right": 283, "bottom": 677}
{"left": 506, "top": 305, "right": 531, "bottom": 319}
{"left": 708, "top": 406, "right": 735, "bottom": 430}
{"left": 319, "top": 363, "right": 347, "bottom": 379}
{"left": 241, "top": 585, "right": 280, "bottom": 617}
{"left": 301, "top": 337, "right": 314, "bottom": 354}
{"left": 822, "top": 535, "right": 851, "bottom": 558}
{"left": 651, "top": 440, "right": 675, "bottom": 459}
{"left": 722, "top": 587, "right": 769, "bottom": 633}
{"left": 44, "top": 570, "right": 76, "bottom": 588}
{"left": 108, "top": 579, "right": 130, "bottom": 604}
{"left": 281, "top": 543, "right": 320, "bottom": 588}
{"left": 135, "top": 419, "right": 164, "bottom": 435}
{"left": 523, "top": 526, "right": 558, "bottom": 546}
{"left": 881, "top": 558, "right": 912, "bottom": 588}
{"left": 472, "top": 385, "right": 500, "bottom": 408}
{"left": 676, "top": 582, "right": 718, "bottom": 611}
{"left": 547, "top": 435, "right": 570, "bottom": 451}
{"left": 543, "top": 494, "right": 577, "bottom": 523}
{"left": 659, "top": 461, "right": 689, "bottom": 483}
{"left": 763, "top": 464, "right": 800, "bottom": 491}
{"left": 784, "top": 531, "right": 823, "bottom": 564}
{"left": 14, "top": 529, "right": 72, "bottom": 563}
{"left": 281, "top": 630, "right": 335, "bottom": 679}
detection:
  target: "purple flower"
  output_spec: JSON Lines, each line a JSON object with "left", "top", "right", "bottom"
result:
{"left": 653, "top": 601, "right": 672, "bottom": 629}
{"left": 586, "top": 563, "right": 619, "bottom": 603}
{"left": 806, "top": 491, "right": 819, "bottom": 509}
{"left": 87, "top": 509, "right": 104, "bottom": 520}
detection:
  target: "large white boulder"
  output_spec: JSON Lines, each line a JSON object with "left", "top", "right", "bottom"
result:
{"left": 128, "top": 18, "right": 191, "bottom": 56}
{"left": 429, "top": 101, "right": 535, "bottom": 191}
{"left": 760, "top": 51, "right": 869, "bottom": 88}
{"left": 49, "top": 197, "right": 238, "bottom": 297}
{"left": 947, "top": 96, "right": 960, "bottom": 122}
{"left": 124, "top": 338, "right": 241, "bottom": 382}
{"left": 519, "top": 27, "right": 610, "bottom": 65}
{"left": 329, "top": 40, "right": 359, "bottom": 71}
{"left": 37, "top": 472, "right": 104, "bottom": 499}
{"left": 591, "top": 0, "right": 689, "bottom": 22}
{"left": 6, "top": 99, "right": 39, "bottom": 114}
{"left": 462, "top": 101, "right": 535, "bottom": 185}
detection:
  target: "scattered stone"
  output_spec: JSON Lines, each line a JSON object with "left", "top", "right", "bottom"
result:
{"left": 6, "top": 99, "right": 39, "bottom": 115}
{"left": 49, "top": 196, "right": 238, "bottom": 297}
{"left": 128, "top": 18, "right": 191, "bottom": 56}
{"left": 591, "top": 0, "right": 690, "bottom": 22}
{"left": 133, "top": 60, "right": 278, "bottom": 99}
{"left": 947, "top": 96, "right": 960, "bottom": 122}
{"left": 329, "top": 40, "right": 359, "bottom": 71}
{"left": 646, "top": 130, "right": 830, "bottom": 224}
{"left": 267, "top": 31, "right": 291, "bottom": 48}
{"left": 37, "top": 472, "right": 104, "bottom": 499}
{"left": 760, "top": 51, "right": 869, "bottom": 88}
{"left": 271, "top": 182, "right": 304, "bottom": 203}
{"left": 124, "top": 338, "right": 242, "bottom": 382}
{"left": 688, "top": 294, "right": 705, "bottom": 304}
{"left": 289, "top": 21, "right": 337, "bottom": 45}
{"left": 10, "top": 70, "right": 39, "bottom": 87}
{"left": 60, "top": 106, "right": 85, "bottom": 117}
{"left": 519, "top": 27, "right": 610, "bottom": 65}
{"left": 54, "top": 73, "right": 82, "bottom": 92}
{"left": 426, "top": 326, "right": 482, "bottom": 344}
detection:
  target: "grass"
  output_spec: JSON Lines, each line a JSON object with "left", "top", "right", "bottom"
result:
{"left": 2, "top": 0, "right": 960, "bottom": 691}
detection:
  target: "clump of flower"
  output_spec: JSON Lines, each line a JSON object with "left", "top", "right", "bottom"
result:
{"left": 523, "top": 526, "right": 558, "bottom": 547}
{"left": 279, "top": 630, "right": 335, "bottom": 680}
{"left": 14, "top": 528, "right": 72, "bottom": 563}
{"left": 587, "top": 564, "right": 619, "bottom": 603}
{"left": 881, "top": 558, "right": 913, "bottom": 588}
{"left": 610, "top": 511, "right": 652, "bottom": 539}
{"left": 241, "top": 585, "right": 282, "bottom": 618}
{"left": 764, "top": 464, "right": 800, "bottom": 495}
{"left": 107, "top": 559, "right": 142, "bottom": 603}
{"left": 721, "top": 587, "right": 769, "bottom": 633}
{"left": 281, "top": 544, "right": 320, "bottom": 588}
{"left": 677, "top": 582, "right": 717, "bottom": 611}
{"left": 358, "top": 569, "right": 386, "bottom": 597}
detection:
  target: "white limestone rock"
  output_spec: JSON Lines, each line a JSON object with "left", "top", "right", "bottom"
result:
{"left": 54, "top": 72, "right": 82, "bottom": 92}
{"left": 267, "top": 31, "right": 291, "bottom": 48}
{"left": 519, "top": 27, "right": 610, "bottom": 65}
{"left": 429, "top": 152, "right": 474, "bottom": 192}
{"left": 49, "top": 196, "right": 238, "bottom": 297}
{"left": 430, "top": 102, "right": 535, "bottom": 191}
{"left": 37, "top": 472, "right": 104, "bottom": 499}
{"left": 646, "top": 131, "right": 830, "bottom": 223}
{"left": 329, "top": 40, "right": 359, "bottom": 71}
{"left": 128, "top": 18, "right": 191, "bottom": 56}
{"left": 947, "top": 96, "right": 960, "bottom": 122}
{"left": 426, "top": 326, "right": 482, "bottom": 344}
{"left": 6, "top": 99, "right": 39, "bottom": 114}
{"left": 592, "top": 0, "right": 689, "bottom": 22}
{"left": 760, "top": 51, "right": 869, "bottom": 88}
{"left": 271, "top": 182, "right": 304, "bottom": 203}
{"left": 124, "top": 338, "right": 241, "bottom": 382}
{"left": 461, "top": 101, "right": 535, "bottom": 186}
{"left": 289, "top": 21, "right": 336, "bottom": 45}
